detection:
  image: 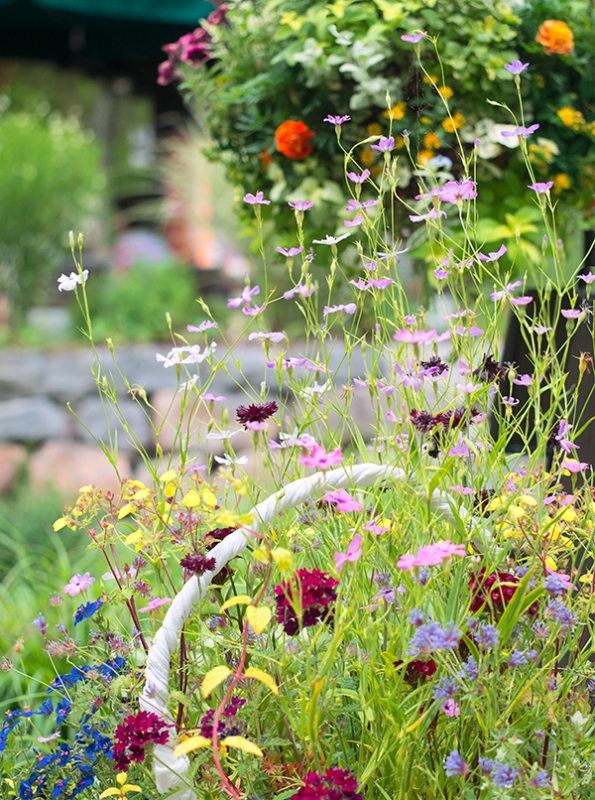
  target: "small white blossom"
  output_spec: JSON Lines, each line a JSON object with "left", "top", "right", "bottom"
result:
{"left": 156, "top": 341, "right": 217, "bottom": 368}
{"left": 213, "top": 454, "right": 249, "bottom": 466}
{"left": 57, "top": 270, "right": 88, "bottom": 291}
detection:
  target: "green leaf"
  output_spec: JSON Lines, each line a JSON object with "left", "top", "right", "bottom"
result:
{"left": 497, "top": 572, "right": 545, "bottom": 646}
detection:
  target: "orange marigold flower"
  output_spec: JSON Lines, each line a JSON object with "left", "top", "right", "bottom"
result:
{"left": 553, "top": 173, "right": 571, "bottom": 193}
{"left": 437, "top": 86, "right": 454, "bottom": 100}
{"left": 274, "top": 120, "right": 314, "bottom": 160}
{"left": 536, "top": 20, "right": 574, "bottom": 55}
{"left": 424, "top": 132, "right": 441, "bottom": 150}
{"left": 260, "top": 146, "right": 273, "bottom": 170}
{"left": 382, "top": 101, "right": 407, "bottom": 120}
{"left": 442, "top": 112, "right": 466, "bottom": 133}
{"left": 418, "top": 149, "right": 434, "bottom": 165}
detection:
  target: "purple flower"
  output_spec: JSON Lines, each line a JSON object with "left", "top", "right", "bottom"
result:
{"left": 324, "top": 114, "right": 351, "bottom": 125}
{"left": 283, "top": 282, "right": 315, "bottom": 299}
{"left": 509, "top": 649, "right": 527, "bottom": 667}
{"left": 502, "top": 396, "right": 519, "bottom": 407}
{"left": 227, "top": 285, "right": 260, "bottom": 308}
{"left": 478, "top": 244, "right": 507, "bottom": 262}
{"left": 501, "top": 124, "right": 539, "bottom": 139}
{"left": 441, "top": 699, "right": 460, "bottom": 716}
{"left": 578, "top": 272, "right": 595, "bottom": 284}
{"left": 432, "top": 677, "right": 458, "bottom": 699}
{"left": 491, "top": 762, "right": 519, "bottom": 788}
{"left": 530, "top": 771, "right": 549, "bottom": 788}
{"left": 528, "top": 181, "right": 554, "bottom": 193}
{"left": 73, "top": 599, "right": 104, "bottom": 626}
{"left": 407, "top": 621, "right": 462, "bottom": 656}
{"left": 248, "top": 331, "right": 287, "bottom": 343}
{"left": 401, "top": 31, "right": 427, "bottom": 43}
{"left": 276, "top": 245, "right": 304, "bottom": 257}
{"left": 371, "top": 136, "right": 395, "bottom": 152}
{"left": 473, "top": 622, "right": 499, "bottom": 650}
{"left": 546, "top": 599, "right": 578, "bottom": 629}
{"left": 505, "top": 59, "right": 530, "bottom": 75}
{"left": 32, "top": 613, "right": 48, "bottom": 636}
{"left": 444, "top": 750, "right": 469, "bottom": 777}
{"left": 187, "top": 320, "right": 218, "bottom": 332}
{"left": 561, "top": 308, "right": 582, "bottom": 319}
{"left": 243, "top": 191, "right": 270, "bottom": 205}
{"left": 410, "top": 207, "right": 447, "bottom": 222}
{"left": 347, "top": 169, "right": 371, "bottom": 184}
{"left": 458, "top": 655, "right": 478, "bottom": 681}
{"left": 418, "top": 180, "right": 477, "bottom": 204}
{"left": 434, "top": 268, "right": 449, "bottom": 280}
{"left": 554, "top": 419, "right": 576, "bottom": 453}
{"left": 344, "top": 214, "right": 364, "bottom": 227}
{"left": 334, "top": 533, "right": 363, "bottom": 572}
{"left": 543, "top": 571, "right": 572, "bottom": 596}
{"left": 322, "top": 488, "right": 363, "bottom": 513}
{"left": 323, "top": 303, "right": 357, "bottom": 317}
{"left": 288, "top": 200, "right": 314, "bottom": 210}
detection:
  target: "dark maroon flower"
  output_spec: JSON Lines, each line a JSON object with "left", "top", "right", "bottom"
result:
{"left": 420, "top": 355, "right": 449, "bottom": 376}
{"left": 436, "top": 406, "right": 480, "bottom": 430}
{"left": 200, "top": 696, "right": 246, "bottom": 739}
{"left": 469, "top": 568, "right": 538, "bottom": 618}
{"left": 473, "top": 353, "right": 506, "bottom": 384}
{"left": 180, "top": 553, "right": 217, "bottom": 575}
{"left": 112, "top": 711, "right": 170, "bottom": 771}
{"left": 205, "top": 526, "right": 237, "bottom": 548}
{"left": 410, "top": 409, "right": 438, "bottom": 433}
{"left": 236, "top": 400, "right": 279, "bottom": 429}
{"left": 275, "top": 569, "right": 339, "bottom": 636}
{"left": 290, "top": 767, "right": 364, "bottom": 799}
{"left": 394, "top": 657, "right": 437, "bottom": 683}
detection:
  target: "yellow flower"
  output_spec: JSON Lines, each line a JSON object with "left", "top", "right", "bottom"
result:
{"left": 360, "top": 147, "right": 374, "bottom": 165}
{"left": 367, "top": 122, "right": 383, "bottom": 135}
{"left": 420, "top": 115, "right": 431, "bottom": 125}
{"left": 437, "top": 86, "right": 454, "bottom": 100}
{"left": 99, "top": 772, "right": 142, "bottom": 798}
{"left": 553, "top": 173, "right": 570, "bottom": 193}
{"left": 557, "top": 106, "right": 584, "bottom": 128}
{"left": 423, "top": 74, "right": 438, "bottom": 85}
{"left": 382, "top": 101, "right": 407, "bottom": 120}
{"left": 536, "top": 19, "right": 574, "bottom": 56}
{"left": 418, "top": 149, "right": 434, "bottom": 165}
{"left": 423, "top": 132, "right": 441, "bottom": 150}
{"left": 442, "top": 112, "right": 466, "bottom": 133}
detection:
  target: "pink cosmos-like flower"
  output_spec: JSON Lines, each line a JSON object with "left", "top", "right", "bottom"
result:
{"left": 505, "top": 59, "right": 530, "bottom": 75}
{"left": 528, "top": 181, "right": 554, "bottom": 193}
{"left": 243, "top": 191, "right": 270, "bottom": 205}
{"left": 513, "top": 374, "right": 533, "bottom": 386}
{"left": 300, "top": 443, "right": 343, "bottom": 470}
{"left": 323, "top": 489, "right": 363, "bottom": 513}
{"left": 397, "top": 540, "right": 466, "bottom": 571}
{"left": 63, "top": 573, "right": 95, "bottom": 597}
{"left": 561, "top": 308, "right": 582, "bottom": 319}
{"left": 276, "top": 245, "right": 304, "bottom": 257}
{"left": 344, "top": 214, "right": 364, "bottom": 227}
{"left": 371, "top": 136, "right": 395, "bottom": 152}
{"left": 401, "top": 31, "right": 427, "bottom": 43}
{"left": 334, "top": 534, "right": 363, "bottom": 572}
{"left": 578, "top": 272, "right": 595, "bottom": 284}
{"left": 248, "top": 331, "right": 287, "bottom": 343}
{"left": 441, "top": 699, "right": 461, "bottom": 717}
{"left": 202, "top": 392, "right": 226, "bottom": 402}
{"left": 347, "top": 169, "right": 371, "bottom": 184}
{"left": 139, "top": 597, "right": 172, "bottom": 613}
{"left": 435, "top": 180, "right": 477, "bottom": 204}
{"left": 227, "top": 285, "right": 259, "bottom": 308}
{"left": 324, "top": 114, "right": 351, "bottom": 125}
{"left": 323, "top": 303, "right": 357, "bottom": 317}
{"left": 561, "top": 459, "right": 589, "bottom": 473}
{"left": 478, "top": 244, "right": 507, "bottom": 262}
{"left": 288, "top": 199, "right": 314, "bottom": 210}
{"left": 410, "top": 208, "right": 447, "bottom": 222}
{"left": 501, "top": 124, "right": 539, "bottom": 139}
{"left": 491, "top": 281, "right": 522, "bottom": 302}
{"left": 187, "top": 320, "right": 218, "bottom": 332}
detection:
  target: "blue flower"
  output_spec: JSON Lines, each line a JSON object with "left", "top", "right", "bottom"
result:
{"left": 56, "top": 697, "right": 72, "bottom": 722}
{"left": 491, "top": 762, "right": 519, "bottom": 788}
{"left": 432, "top": 677, "right": 458, "bottom": 699}
{"left": 444, "top": 750, "right": 469, "bottom": 777}
{"left": 473, "top": 622, "right": 499, "bottom": 650}
{"left": 458, "top": 655, "right": 478, "bottom": 681}
{"left": 509, "top": 649, "right": 527, "bottom": 667}
{"left": 73, "top": 599, "right": 103, "bottom": 626}
{"left": 51, "top": 777, "right": 71, "bottom": 798}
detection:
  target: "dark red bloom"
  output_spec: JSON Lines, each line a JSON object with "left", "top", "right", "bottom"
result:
{"left": 180, "top": 553, "right": 217, "bottom": 575}
{"left": 436, "top": 406, "right": 480, "bottom": 430}
{"left": 236, "top": 400, "right": 279, "bottom": 429}
{"left": 200, "top": 695, "right": 246, "bottom": 739}
{"left": 275, "top": 569, "right": 339, "bottom": 636}
{"left": 112, "top": 711, "right": 170, "bottom": 771}
{"left": 473, "top": 353, "right": 506, "bottom": 384}
{"left": 469, "top": 568, "right": 538, "bottom": 618}
{"left": 410, "top": 409, "right": 438, "bottom": 433}
{"left": 394, "top": 657, "right": 437, "bottom": 683}
{"left": 420, "top": 355, "right": 449, "bottom": 376}
{"left": 205, "top": 526, "right": 237, "bottom": 549}
{"left": 290, "top": 767, "right": 364, "bottom": 799}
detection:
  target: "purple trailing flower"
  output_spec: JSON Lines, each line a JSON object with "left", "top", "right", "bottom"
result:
{"left": 478, "top": 244, "right": 507, "bottom": 262}
{"left": 444, "top": 750, "right": 469, "bottom": 777}
{"left": 323, "top": 114, "right": 351, "bottom": 125}
{"left": 528, "top": 181, "right": 554, "bottom": 193}
{"left": 288, "top": 199, "right": 314, "bottom": 210}
{"left": 401, "top": 31, "right": 427, "bottom": 43}
{"left": 505, "top": 59, "right": 529, "bottom": 75}
{"left": 371, "top": 136, "right": 395, "bottom": 152}
{"left": 276, "top": 245, "right": 304, "bottom": 257}
{"left": 501, "top": 124, "right": 539, "bottom": 139}
{"left": 347, "top": 169, "right": 371, "bottom": 184}
{"left": 243, "top": 191, "right": 270, "bottom": 205}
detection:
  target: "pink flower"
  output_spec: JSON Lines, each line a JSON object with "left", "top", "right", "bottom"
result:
{"left": 322, "top": 488, "right": 363, "bottom": 513}
{"left": 561, "top": 459, "right": 589, "bottom": 473}
{"left": 139, "top": 597, "right": 172, "bottom": 613}
{"left": 441, "top": 699, "right": 460, "bottom": 717}
{"left": 401, "top": 31, "right": 427, "bottom": 43}
{"left": 393, "top": 328, "right": 438, "bottom": 344}
{"left": 449, "top": 485, "right": 476, "bottom": 495}
{"left": 397, "top": 540, "right": 466, "bottom": 571}
{"left": 334, "top": 534, "right": 363, "bottom": 572}
{"left": 578, "top": 272, "right": 595, "bottom": 284}
{"left": 434, "top": 268, "right": 449, "bottom": 280}
{"left": 283, "top": 282, "right": 316, "bottom": 299}
{"left": 347, "top": 169, "right": 371, "bottom": 184}
{"left": 299, "top": 444, "right": 343, "bottom": 470}
{"left": 64, "top": 572, "right": 95, "bottom": 597}
{"left": 362, "top": 519, "right": 391, "bottom": 535}
{"left": 187, "top": 321, "right": 218, "bottom": 332}
{"left": 248, "top": 331, "right": 287, "bottom": 343}
{"left": 410, "top": 208, "right": 447, "bottom": 222}
{"left": 227, "top": 285, "right": 259, "bottom": 308}
{"left": 344, "top": 214, "right": 364, "bottom": 227}
{"left": 528, "top": 181, "right": 553, "bottom": 193}
{"left": 288, "top": 200, "right": 314, "bottom": 210}
{"left": 242, "top": 304, "right": 266, "bottom": 316}
{"left": 276, "top": 245, "right": 304, "bottom": 257}
{"left": 509, "top": 296, "right": 533, "bottom": 307}
{"left": 491, "top": 281, "right": 522, "bottom": 302}
{"left": 561, "top": 308, "right": 582, "bottom": 319}
{"left": 243, "top": 191, "right": 270, "bottom": 205}
{"left": 478, "top": 244, "right": 507, "bottom": 262}
{"left": 323, "top": 303, "right": 357, "bottom": 317}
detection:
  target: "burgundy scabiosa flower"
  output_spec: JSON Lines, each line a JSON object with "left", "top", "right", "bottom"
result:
{"left": 473, "top": 353, "right": 506, "bottom": 384}
{"left": 410, "top": 409, "right": 439, "bottom": 433}
{"left": 236, "top": 400, "right": 279, "bottom": 430}
{"left": 180, "top": 553, "right": 217, "bottom": 575}
{"left": 290, "top": 767, "right": 364, "bottom": 799}
{"left": 112, "top": 710, "right": 170, "bottom": 770}
{"left": 469, "top": 568, "right": 538, "bottom": 618}
{"left": 275, "top": 569, "right": 339, "bottom": 635}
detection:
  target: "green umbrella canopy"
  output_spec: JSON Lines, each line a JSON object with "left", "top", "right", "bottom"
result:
{"left": 0, "top": 0, "right": 214, "bottom": 64}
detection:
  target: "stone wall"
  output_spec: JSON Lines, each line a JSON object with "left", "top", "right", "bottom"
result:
{"left": 0, "top": 342, "right": 383, "bottom": 498}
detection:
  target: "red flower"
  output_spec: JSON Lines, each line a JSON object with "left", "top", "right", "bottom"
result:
{"left": 275, "top": 569, "right": 339, "bottom": 636}
{"left": 469, "top": 568, "right": 538, "bottom": 618}
{"left": 275, "top": 120, "right": 315, "bottom": 160}
{"left": 236, "top": 400, "right": 278, "bottom": 429}
{"left": 180, "top": 553, "right": 217, "bottom": 575}
{"left": 112, "top": 711, "right": 170, "bottom": 771}
{"left": 290, "top": 767, "right": 364, "bottom": 799}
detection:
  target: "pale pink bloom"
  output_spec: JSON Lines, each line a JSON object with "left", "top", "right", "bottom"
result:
{"left": 38, "top": 733, "right": 60, "bottom": 743}
{"left": 531, "top": 325, "right": 552, "bottom": 334}
{"left": 578, "top": 272, "right": 595, "bottom": 284}
{"left": 397, "top": 540, "right": 466, "bottom": 571}
{"left": 276, "top": 245, "right": 304, "bottom": 257}
{"left": 322, "top": 488, "right": 363, "bottom": 512}
{"left": 227, "top": 285, "right": 259, "bottom": 308}
{"left": 202, "top": 392, "right": 226, "bottom": 402}
{"left": 242, "top": 304, "right": 266, "bottom": 316}
{"left": 449, "top": 441, "right": 470, "bottom": 457}
{"left": 344, "top": 214, "right": 364, "bottom": 227}
{"left": 347, "top": 169, "right": 371, "bottom": 184}
{"left": 64, "top": 572, "right": 95, "bottom": 597}
{"left": 139, "top": 597, "right": 172, "bottom": 613}
{"left": 434, "top": 268, "right": 449, "bottom": 280}
{"left": 561, "top": 308, "right": 582, "bottom": 319}
{"left": 323, "top": 303, "right": 357, "bottom": 317}
{"left": 393, "top": 328, "right": 438, "bottom": 344}
{"left": 478, "top": 244, "right": 507, "bottom": 262}
{"left": 243, "top": 191, "right": 270, "bottom": 205}
{"left": 455, "top": 325, "right": 484, "bottom": 337}
{"left": 299, "top": 444, "right": 343, "bottom": 470}
{"left": 248, "top": 331, "right": 287, "bottom": 343}
{"left": 401, "top": 31, "right": 427, "bottom": 43}
{"left": 334, "top": 534, "right": 363, "bottom": 572}
{"left": 513, "top": 374, "right": 533, "bottom": 386}
{"left": 509, "top": 296, "right": 533, "bottom": 306}
{"left": 283, "top": 282, "right": 316, "bottom": 299}
{"left": 449, "top": 485, "right": 476, "bottom": 495}
{"left": 363, "top": 519, "right": 391, "bottom": 535}
{"left": 441, "top": 699, "right": 460, "bottom": 717}
{"left": 410, "top": 207, "right": 446, "bottom": 222}
{"left": 561, "top": 459, "right": 589, "bottom": 473}
{"left": 187, "top": 321, "right": 218, "bottom": 332}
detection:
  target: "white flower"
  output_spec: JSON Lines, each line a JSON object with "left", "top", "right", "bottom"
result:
{"left": 205, "top": 429, "right": 242, "bottom": 440}
{"left": 299, "top": 381, "right": 332, "bottom": 398}
{"left": 156, "top": 341, "right": 217, "bottom": 368}
{"left": 213, "top": 454, "right": 249, "bottom": 466}
{"left": 178, "top": 375, "right": 200, "bottom": 392}
{"left": 312, "top": 233, "right": 351, "bottom": 245}
{"left": 57, "top": 270, "right": 88, "bottom": 291}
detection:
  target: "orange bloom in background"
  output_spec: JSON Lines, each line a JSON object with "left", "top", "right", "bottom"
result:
{"left": 424, "top": 131, "right": 441, "bottom": 150}
{"left": 553, "top": 173, "right": 571, "bottom": 193}
{"left": 442, "top": 112, "right": 466, "bottom": 133}
{"left": 274, "top": 120, "right": 314, "bottom": 160}
{"left": 260, "top": 146, "right": 273, "bottom": 170}
{"left": 383, "top": 101, "right": 407, "bottom": 120}
{"left": 536, "top": 20, "right": 574, "bottom": 55}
